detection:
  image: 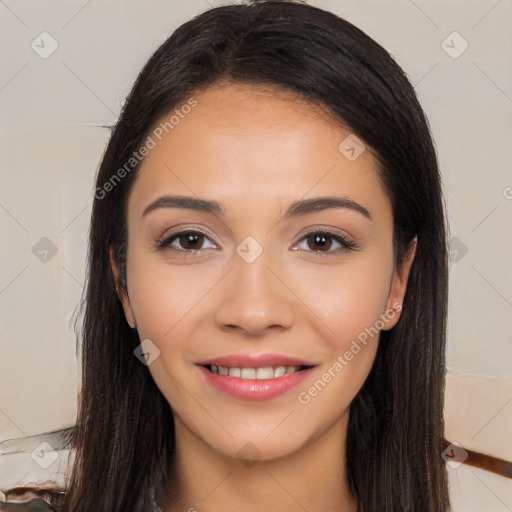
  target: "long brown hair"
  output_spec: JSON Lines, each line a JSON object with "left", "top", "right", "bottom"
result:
{"left": 65, "top": 2, "right": 450, "bottom": 511}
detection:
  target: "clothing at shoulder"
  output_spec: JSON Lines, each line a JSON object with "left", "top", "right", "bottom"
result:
{"left": 0, "top": 489, "right": 163, "bottom": 512}
{"left": 0, "top": 488, "right": 64, "bottom": 512}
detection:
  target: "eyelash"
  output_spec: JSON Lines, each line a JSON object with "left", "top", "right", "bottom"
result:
{"left": 156, "top": 228, "right": 357, "bottom": 257}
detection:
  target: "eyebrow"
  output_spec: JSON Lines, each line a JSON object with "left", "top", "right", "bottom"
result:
{"left": 142, "top": 194, "right": 372, "bottom": 221}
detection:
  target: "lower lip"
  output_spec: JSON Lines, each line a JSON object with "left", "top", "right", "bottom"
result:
{"left": 197, "top": 365, "right": 315, "bottom": 401}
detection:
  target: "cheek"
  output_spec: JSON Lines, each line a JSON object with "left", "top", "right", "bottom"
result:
{"left": 126, "top": 247, "right": 210, "bottom": 333}
{"left": 291, "top": 260, "right": 390, "bottom": 417}
{"left": 124, "top": 253, "right": 213, "bottom": 405}
{"left": 287, "top": 254, "right": 392, "bottom": 351}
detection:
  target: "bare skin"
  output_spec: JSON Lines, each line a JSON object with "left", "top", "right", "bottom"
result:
{"left": 111, "top": 82, "right": 415, "bottom": 512}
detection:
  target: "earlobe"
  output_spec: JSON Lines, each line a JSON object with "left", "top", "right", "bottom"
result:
{"left": 381, "top": 236, "right": 417, "bottom": 331}
{"left": 109, "top": 247, "right": 137, "bottom": 329}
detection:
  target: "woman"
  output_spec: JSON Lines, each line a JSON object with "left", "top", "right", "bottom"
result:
{"left": 2, "top": 1, "right": 450, "bottom": 510}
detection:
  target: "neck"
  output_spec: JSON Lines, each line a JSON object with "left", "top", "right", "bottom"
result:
{"left": 162, "top": 413, "right": 358, "bottom": 512}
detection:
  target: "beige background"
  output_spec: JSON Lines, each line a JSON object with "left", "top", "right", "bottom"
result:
{"left": 0, "top": 0, "right": 511, "bottom": 509}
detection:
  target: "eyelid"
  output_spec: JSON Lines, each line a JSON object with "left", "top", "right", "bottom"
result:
{"left": 157, "top": 224, "right": 218, "bottom": 243}
{"left": 297, "top": 226, "right": 354, "bottom": 243}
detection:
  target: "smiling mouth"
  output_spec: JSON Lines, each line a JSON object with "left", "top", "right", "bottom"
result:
{"left": 201, "top": 364, "right": 314, "bottom": 379}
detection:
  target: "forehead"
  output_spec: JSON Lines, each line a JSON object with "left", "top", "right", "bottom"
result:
{"left": 129, "top": 82, "right": 389, "bottom": 220}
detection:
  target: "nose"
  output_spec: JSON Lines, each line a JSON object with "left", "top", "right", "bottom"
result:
{"left": 214, "top": 251, "right": 296, "bottom": 337}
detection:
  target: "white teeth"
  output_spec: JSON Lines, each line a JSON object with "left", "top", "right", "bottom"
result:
{"left": 274, "top": 365, "right": 286, "bottom": 377}
{"left": 256, "top": 367, "right": 274, "bottom": 379}
{"left": 228, "top": 367, "right": 241, "bottom": 377}
{"left": 241, "top": 368, "right": 256, "bottom": 379}
{"left": 209, "top": 365, "right": 301, "bottom": 379}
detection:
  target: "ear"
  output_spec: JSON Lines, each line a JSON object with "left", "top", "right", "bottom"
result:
{"left": 381, "top": 236, "right": 417, "bottom": 331}
{"left": 109, "top": 246, "right": 137, "bottom": 329}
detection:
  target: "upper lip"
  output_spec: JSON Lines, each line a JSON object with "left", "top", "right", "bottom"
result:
{"left": 196, "top": 353, "right": 317, "bottom": 368}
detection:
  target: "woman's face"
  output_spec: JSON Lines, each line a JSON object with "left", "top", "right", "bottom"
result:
{"left": 112, "top": 82, "right": 414, "bottom": 462}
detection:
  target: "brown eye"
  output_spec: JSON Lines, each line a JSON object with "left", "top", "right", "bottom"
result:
{"left": 306, "top": 233, "right": 333, "bottom": 252}
{"left": 157, "top": 230, "right": 217, "bottom": 254}
{"left": 177, "top": 232, "right": 205, "bottom": 251}
{"left": 293, "top": 230, "right": 356, "bottom": 254}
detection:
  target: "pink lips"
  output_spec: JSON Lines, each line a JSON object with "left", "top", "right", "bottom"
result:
{"left": 196, "top": 353, "right": 317, "bottom": 401}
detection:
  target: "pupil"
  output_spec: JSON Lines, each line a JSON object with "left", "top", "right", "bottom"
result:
{"left": 309, "top": 233, "right": 331, "bottom": 251}
{"left": 181, "top": 233, "right": 202, "bottom": 250}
